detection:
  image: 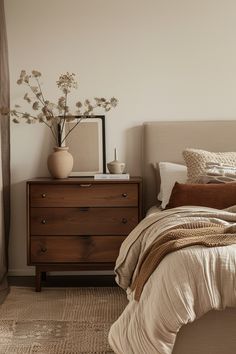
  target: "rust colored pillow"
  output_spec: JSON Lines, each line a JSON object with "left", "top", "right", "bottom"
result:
{"left": 167, "top": 182, "right": 236, "bottom": 209}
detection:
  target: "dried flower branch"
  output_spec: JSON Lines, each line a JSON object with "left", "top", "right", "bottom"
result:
{"left": 3, "top": 70, "right": 118, "bottom": 147}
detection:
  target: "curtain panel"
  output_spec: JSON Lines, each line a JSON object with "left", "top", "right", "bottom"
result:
{"left": 0, "top": 0, "right": 11, "bottom": 303}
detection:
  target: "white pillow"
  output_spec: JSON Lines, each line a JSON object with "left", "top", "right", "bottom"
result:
{"left": 158, "top": 162, "right": 187, "bottom": 209}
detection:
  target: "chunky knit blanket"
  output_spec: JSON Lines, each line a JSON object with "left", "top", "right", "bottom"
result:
{"left": 131, "top": 222, "right": 236, "bottom": 300}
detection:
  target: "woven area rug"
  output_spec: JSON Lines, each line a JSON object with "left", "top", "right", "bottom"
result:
{"left": 0, "top": 286, "right": 128, "bottom": 354}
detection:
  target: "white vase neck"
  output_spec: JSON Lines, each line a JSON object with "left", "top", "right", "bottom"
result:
{"left": 54, "top": 146, "right": 69, "bottom": 152}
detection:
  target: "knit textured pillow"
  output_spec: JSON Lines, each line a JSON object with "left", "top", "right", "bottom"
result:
{"left": 182, "top": 148, "right": 236, "bottom": 183}
{"left": 199, "top": 162, "right": 236, "bottom": 183}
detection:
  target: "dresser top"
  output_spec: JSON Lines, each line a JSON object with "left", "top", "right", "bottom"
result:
{"left": 27, "top": 177, "right": 142, "bottom": 184}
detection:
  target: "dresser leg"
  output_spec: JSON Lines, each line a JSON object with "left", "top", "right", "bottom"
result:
{"left": 35, "top": 267, "right": 41, "bottom": 292}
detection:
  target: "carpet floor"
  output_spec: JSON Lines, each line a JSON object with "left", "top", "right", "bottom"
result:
{"left": 0, "top": 286, "right": 128, "bottom": 354}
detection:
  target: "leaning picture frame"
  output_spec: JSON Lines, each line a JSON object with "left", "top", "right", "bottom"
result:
{"left": 64, "top": 115, "right": 106, "bottom": 176}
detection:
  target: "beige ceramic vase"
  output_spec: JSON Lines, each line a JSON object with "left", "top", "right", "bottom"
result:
{"left": 47, "top": 146, "right": 73, "bottom": 179}
{"left": 107, "top": 148, "right": 125, "bottom": 174}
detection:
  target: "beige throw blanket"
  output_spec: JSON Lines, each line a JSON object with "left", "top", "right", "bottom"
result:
{"left": 131, "top": 222, "right": 236, "bottom": 301}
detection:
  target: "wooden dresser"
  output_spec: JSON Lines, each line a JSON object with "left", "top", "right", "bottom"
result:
{"left": 27, "top": 177, "right": 142, "bottom": 291}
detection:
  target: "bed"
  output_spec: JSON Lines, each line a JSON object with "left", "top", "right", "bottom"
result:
{"left": 109, "top": 121, "right": 236, "bottom": 354}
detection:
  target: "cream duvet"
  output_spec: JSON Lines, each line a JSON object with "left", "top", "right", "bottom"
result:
{"left": 108, "top": 206, "right": 236, "bottom": 354}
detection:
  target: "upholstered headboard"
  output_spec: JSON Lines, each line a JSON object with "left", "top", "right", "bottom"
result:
{"left": 142, "top": 121, "right": 236, "bottom": 212}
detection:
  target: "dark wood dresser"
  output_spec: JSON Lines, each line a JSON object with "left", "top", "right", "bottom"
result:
{"left": 27, "top": 177, "right": 142, "bottom": 291}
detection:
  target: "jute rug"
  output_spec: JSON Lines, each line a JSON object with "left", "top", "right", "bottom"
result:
{"left": 0, "top": 286, "right": 128, "bottom": 354}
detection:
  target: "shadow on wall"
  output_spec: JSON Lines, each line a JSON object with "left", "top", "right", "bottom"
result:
{"left": 9, "top": 179, "right": 28, "bottom": 272}
{"left": 124, "top": 125, "right": 143, "bottom": 176}
{"left": 124, "top": 124, "right": 159, "bottom": 214}
{"left": 9, "top": 133, "right": 53, "bottom": 275}
{"left": 124, "top": 124, "right": 158, "bottom": 214}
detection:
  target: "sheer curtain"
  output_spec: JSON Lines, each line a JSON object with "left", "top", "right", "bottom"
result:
{"left": 0, "top": 0, "right": 11, "bottom": 303}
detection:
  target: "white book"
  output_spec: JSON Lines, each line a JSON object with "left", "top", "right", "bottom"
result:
{"left": 94, "top": 173, "right": 130, "bottom": 180}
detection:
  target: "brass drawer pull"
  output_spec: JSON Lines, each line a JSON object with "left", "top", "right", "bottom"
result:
{"left": 40, "top": 247, "right": 47, "bottom": 253}
{"left": 79, "top": 184, "right": 92, "bottom": 188}
{"left": 41, "top": 193, "right": 46, "bottom": 198}
{"left": 122, "top": 218, "right": 128, "bottom": 224}
{"left": 41, "top": 219, "right": 46, "bottom": 224}
{"left": 122, "top": 193, "right": 128, "bottom": 198}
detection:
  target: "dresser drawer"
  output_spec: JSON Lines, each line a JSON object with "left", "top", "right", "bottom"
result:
{"left": 30, "top": 207, "right": 138, "bottom": 235}
{"left": 30, "top": 184, "right": 138, "bottom": 207}
{"left": 30, "top": 236, "right": 126, "bottom": 263}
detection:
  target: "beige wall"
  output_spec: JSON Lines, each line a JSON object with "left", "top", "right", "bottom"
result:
{"left": 5, "top": 0, "right": 236, "bottom": 275}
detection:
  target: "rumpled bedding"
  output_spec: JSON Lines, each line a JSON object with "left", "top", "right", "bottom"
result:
{"left": 108, "top": 206, "right": 236, "bottom": 354}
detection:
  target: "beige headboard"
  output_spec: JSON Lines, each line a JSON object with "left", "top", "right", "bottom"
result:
{"left": 142, "top": 120, "right": 236, "bottom": 212}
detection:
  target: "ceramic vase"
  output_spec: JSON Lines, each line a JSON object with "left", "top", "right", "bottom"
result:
{"left": 107, "top": 148, "right": 125, "bottom": 174}
{"left": 47, "top": 146, "right": 73, "bottom": 179}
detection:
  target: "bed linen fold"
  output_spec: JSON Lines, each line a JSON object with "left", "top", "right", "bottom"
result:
{"left": 131, "top": 223, "right": 236, "bottom": 301}
{"left": 109, "top": 206, "right": 236, "bottom": 354}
